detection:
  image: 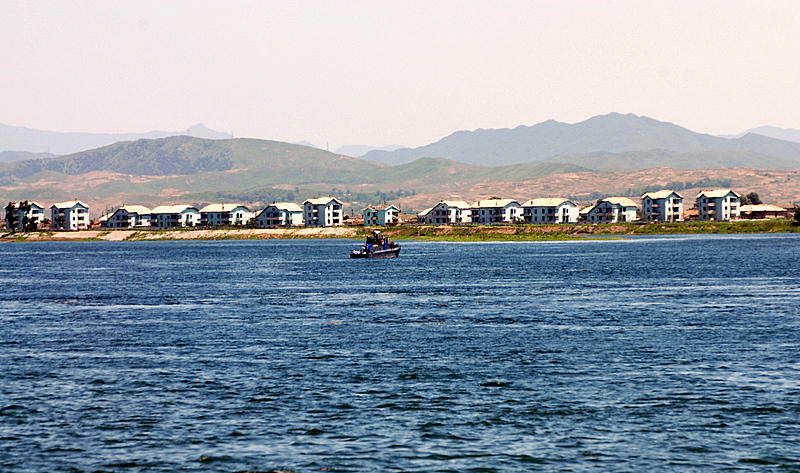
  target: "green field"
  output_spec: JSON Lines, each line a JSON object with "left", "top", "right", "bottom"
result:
{"left": 368, "top": 219, "right": 800, "bottom": 242}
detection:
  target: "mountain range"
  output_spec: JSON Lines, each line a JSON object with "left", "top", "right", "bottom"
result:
{"left": 718, "top": 126, "right": 800, "bottom": 143}
{"left": 361, "top": 113, "right": 800, "bottom": 169}
{"left": 2, "top": 113, "right": 800, "bottom": 212}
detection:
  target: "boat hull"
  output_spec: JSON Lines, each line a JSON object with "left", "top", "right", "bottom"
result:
{"left": 350, "top": 247, "right": 401, "bottom": 259}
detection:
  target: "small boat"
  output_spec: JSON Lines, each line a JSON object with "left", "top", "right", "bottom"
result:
{"left": 350, "top": 231, "right": 401, "bottom": 259}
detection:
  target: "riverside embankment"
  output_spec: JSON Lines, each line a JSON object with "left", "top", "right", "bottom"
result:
{"left": 379, "top": 220, "right": 800, "bottom": 241}
{"left": 2, "top": 220, "right": 798, "bottom": 242}
{"left": 0, "top": 227, "right": 359, "bottom": 242}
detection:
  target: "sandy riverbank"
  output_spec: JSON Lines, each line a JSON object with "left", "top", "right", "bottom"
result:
{"left": 1, "top": 227, "right": 360, "bottom": 242}
{"left": 3, "top": 220, "right": 797, "bottom": 242}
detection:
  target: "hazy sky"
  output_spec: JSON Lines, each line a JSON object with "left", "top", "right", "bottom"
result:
{"left": 1, "top": 0, "right": 798, "bottom": 149}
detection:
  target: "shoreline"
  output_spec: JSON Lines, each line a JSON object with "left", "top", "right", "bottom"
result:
{"left": 2, "top": 220, "right": 798, "bottom": 242}
{"left": 0, "top": 227, "right": 359, "bottom": 242}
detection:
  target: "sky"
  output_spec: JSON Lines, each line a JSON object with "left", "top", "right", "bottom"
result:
{"left": 1, "top": 0, "right": 798, "bottom": 150}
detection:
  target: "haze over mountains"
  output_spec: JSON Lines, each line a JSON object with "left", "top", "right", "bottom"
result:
{"left": 2, "top": 113, "right": 800, "bottom": 211}
{"left": 718, "top": 126, "right": 800, "bottom": 143}
{"left": 3, "top": 113, "right": 800, "bottom": 164}
{"left": 361, "top": 113, "right": 800, "bottom": 169}
{"left": 0, "top": 122, "right": 232, "bottom": 157}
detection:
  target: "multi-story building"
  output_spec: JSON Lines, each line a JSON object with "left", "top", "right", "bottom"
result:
{"left": 150, "top": 205, "right": 201, "bottom": 228}
{"left": 303, "top": 197, "right": 343, "bottom": 227}
{"left": 199, "top": 203, "right": 252, "bottom": 227}
{"left": 582, "top": 197, "right": 639, "bottom": 223}
{"left": 4, "top": 201, "right": 45, "bottom": 231}
{"left": 416, "top": 200, "right": 471, "bottom": 224}
{"left": 255, "top": 202, "right": 304, "bottom": 227}
{"left": 521, "top": 198, "right": 579, "bottom": 223}
{"left": 106, "top": 205, "right": 152, "bottom": 228}
{"left": 362, "top": 204, "right": 401, "bottom": 226}
{"left": 470, "top": 199, "right": 523, "bottom": 224}
{"left": 641, "top": 190, "right": 684, "bottom": 223}
{"left": 50, "top": 201, "right": 90, "bottom": 230}
{"left": 696, "top": 189, "right": 741, "bottom": 221}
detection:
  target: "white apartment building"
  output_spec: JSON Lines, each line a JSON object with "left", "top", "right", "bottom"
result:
{"left": 50, "top": 201, "right": 90, "bottom": 230}
{"left": 470, "top": 199, "right": 523, "bottom": 224}
{"left": 522, "top": 198, "right": 579, "bottom": 224}
{"left": 696, "top": 189, "right": 741, "bottom": 221}
{"left": 303, "top": 197, "right": 343, "bottom": 227}
{"left": 641, "top": 190, "right": 684, "bottom": 222}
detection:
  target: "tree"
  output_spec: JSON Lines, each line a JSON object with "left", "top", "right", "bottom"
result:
{"left": 743, "top": 192, "right": 762, "bottom": 205}
{"left": 794, "top": 206, "right": 800, "bottom": 224}
{"left": 4, "top": 202, "right": 15, "bottom": 232}
{"left": 19, "top": 201, "right": 31, "bottom": 232}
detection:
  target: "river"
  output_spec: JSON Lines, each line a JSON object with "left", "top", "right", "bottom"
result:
{"left": 1, "top": 234, "right": 798, "bottom": 472}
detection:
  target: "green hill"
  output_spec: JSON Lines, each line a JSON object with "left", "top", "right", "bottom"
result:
{"left": 0, "top": 136, "right": 380, "bottom": 180}
{"left": 0, "top": 137, "right": 590, "bottom": 208}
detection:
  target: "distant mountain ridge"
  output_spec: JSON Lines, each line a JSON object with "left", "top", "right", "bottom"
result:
{"left": 0, "top": 122, "right": 232, "bottom": 155}
{"left": 362, "top": 113, "right": 800, "bottom": 168}
{"left": 718, "top": 126, "right": 800, "bottom": 143}
{"left": 335, "top": 144, "right": 406, "bottom": 157}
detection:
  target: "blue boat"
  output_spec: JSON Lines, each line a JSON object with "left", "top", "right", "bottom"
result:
{"left": 350, "top": 231, "right": 401, "bottom": 258}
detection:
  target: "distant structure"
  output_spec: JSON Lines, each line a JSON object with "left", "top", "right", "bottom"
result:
{"left": 199, "top": 203, "right": 253, "bottom": 227}
{"left": 303, "top": 197, "right": 343, "bottom": 227}
{"left": 521, "top": 198, "right": 579, "bottom": 224}
{"left": 106, "top": 205, "right": 152, "bottom": 228}
{"left": 641, "top": 190, "right": 684, "bottom": 223}
{"left": 581, "top": 197, "right": 639, "bottom": 223}
{"left": 150, "top": 205, "right": 201, "bottom": 228}
{"left": 738, "top": 204, "right": 790, "bottom": 220}
{"left": 416, "top": 200, "right": 472, "bottom": 224}
{"left": 696, "top": 189, "right": 741, "bottom": 221}
{"left": 362, "top": 204, "right": 401, "bottom": 226}
{"left": 50, "top": 201, "right": 90, "bottom": 230}
{"left": 256, "top": 202, "right": 304, "bottom": 227}
{"left": 4, "top": 201, "right": 45, "bottom": 231}
{"left": 470, "top": 199, "right": 523, "bottom": 224}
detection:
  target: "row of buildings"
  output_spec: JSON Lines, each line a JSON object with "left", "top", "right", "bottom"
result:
{"left": 415, "top": 189, "right": 783, "bottom": 225}
{"left": 3, "top": 198, "right": 349, "bottom": 231}
{"left": 3, "top": 189, "right": 793, "bottom": 232}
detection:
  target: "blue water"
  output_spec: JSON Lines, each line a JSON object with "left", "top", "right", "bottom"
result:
{"left": 1, "top": 234, "right": 799, "bottom": 472}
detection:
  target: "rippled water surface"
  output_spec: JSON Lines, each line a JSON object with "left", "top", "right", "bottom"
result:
{"left": 1, "top": 234, "right": 799, "bottom": 472}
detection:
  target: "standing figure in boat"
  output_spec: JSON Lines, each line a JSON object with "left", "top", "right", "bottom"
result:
{"left": 350, "top": 230, "right": 401, "bottom": 258}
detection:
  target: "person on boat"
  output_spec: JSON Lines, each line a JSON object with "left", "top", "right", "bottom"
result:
{"left": 366, "top": 230, "right": 381, "bottom": 249}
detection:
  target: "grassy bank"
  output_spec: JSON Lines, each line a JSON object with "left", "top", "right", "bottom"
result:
{"left": 370, "top": 220, "right": 800, "bottom": 242}
{"left": 2, "top": 220, "right": 798, "bottom": 243}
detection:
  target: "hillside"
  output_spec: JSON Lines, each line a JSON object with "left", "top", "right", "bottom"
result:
{"left": 543, "top": 149, "right": 798, "bottom": 172}
{"left": 0, "top": 136, "right": 589, "bottom": 210}
{"left": 0, "top": 150, "right": 58, "bottom": 164}
{"left": 362, "top": 113, "right": 800, "bottom": 169}
{"left": 0, "top": 136, "right": 382, "bottom": 182}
